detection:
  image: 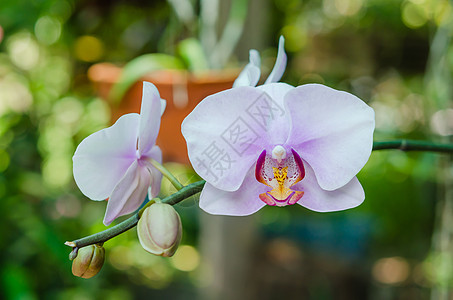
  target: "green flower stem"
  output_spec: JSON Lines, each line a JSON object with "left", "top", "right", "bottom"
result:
{"left": 373, "top": 140, "right": 453, "bottom": 153}
{"left": 65, "top": 139, "right": 453, "bottom": 257}
{"left": 147, "top": 158, "right": 184, "bottom": 191}
{"left": 65, "top": 180, "right": 205, "bottom": 253}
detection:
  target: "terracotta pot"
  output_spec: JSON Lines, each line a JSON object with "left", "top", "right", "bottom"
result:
{"left": 88, "top": 63, "right": 239, "bottom": 164}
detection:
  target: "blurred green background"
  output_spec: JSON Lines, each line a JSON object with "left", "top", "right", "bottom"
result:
{"left": 1, "top": 0, "right": 453, "bottom": 299}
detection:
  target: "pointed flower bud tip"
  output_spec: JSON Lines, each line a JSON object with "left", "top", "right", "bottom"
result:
{"left": 137, "top": 203, "right": 182, "bottom": 257}
{"left": 71, "top": 244, "right": 105, "bottom": 279}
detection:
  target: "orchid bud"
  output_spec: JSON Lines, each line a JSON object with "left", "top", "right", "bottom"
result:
{"left": 71, "top": 244, "right": 105, "bottom": 279}
{"left": 137, "top": 203, "right": 182, "bottom": 257}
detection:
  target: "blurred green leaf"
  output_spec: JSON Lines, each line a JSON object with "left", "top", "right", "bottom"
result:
{"left": 177, "top": 38, "right": 209, "bottom": 72}
{"left": 109, "top": 54, "right": 185, "bottom": 104}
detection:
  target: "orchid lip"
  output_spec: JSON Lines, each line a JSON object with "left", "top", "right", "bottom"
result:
{"left": 255, "top": 146, "right": 305, "bottom": 206}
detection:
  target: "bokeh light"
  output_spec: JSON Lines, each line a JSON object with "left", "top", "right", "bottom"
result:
{"left": 433, "top": 0, "right": 453, "bottom": 26}
{"left": 424, "top": 252, "right": 453, "bottom": 287}
{"left": 0, "top": 75, "right": 33, "bottom": 114}
{"left": 402, "top": 1, "right": 428, "bottom": 28}
{"left": 430, "top": 109, "right": 453, "bottom": 136}
{"left": 372, "top": 257, "right": 410, "bottom": 285}
{"left": 35, "top": 16, "right": 62, "bottom": 45}
{"left": 171, "top": 245, "right": 200, "bottom": 272}
{"left": 281, "top": 25, "right": 306, "bottom": 52}
{"left": 6, "top": 32, "right": 40, "bottom": 70}
{"left": 334, "top": 0, "right": 363, "bottom": 16}
{"left": 74, "top": 35, "right": 104, "bottom": 62}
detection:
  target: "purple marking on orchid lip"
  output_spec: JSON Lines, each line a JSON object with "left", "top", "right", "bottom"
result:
{"left": 255, "top": 150, "right": 267, "bottom": 183}
{"left": 261, "top": 189, "right": 304, "bottom": 207}
{"left": 270, "top": 191, "right": 294, "bottom": 202}
{"left": 259, "top": 193, "right": 276, "bottom": 206}
{"left": 291, "top": 148, "right": 305, "bottom": 180}
{"left": 288, "top": 190, "right": 304, "bottom": 205}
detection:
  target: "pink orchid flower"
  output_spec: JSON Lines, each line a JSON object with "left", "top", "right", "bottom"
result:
{"left": 182, "top": 36, "right": 375, "bottom": 216}
{"left": 73, "top": 82, "right": 165, "bottom": 225}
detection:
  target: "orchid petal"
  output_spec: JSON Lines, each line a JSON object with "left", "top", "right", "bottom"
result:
{"left": 233, "top": 49, "right": 261, "bottom": 88}
{"left": 103, "top": 160, "right": 151, "bottom": 225}
{"left": 199, "top": 169, "right": 267, "bottom": 215}
{"left": 160, "top": 99, "right": 167, "bottom": 116}
{"left": 264, "top": 36, "right": 287, "bottom": 84}
{"left": 73, "top": 114, "right": 139, "bottom": 200}
{"left": 257, "top": 82, "right": 294, "bottom": 145}
{"left": 145, "top": 145, "right": 163, "bottom": 199}
{"left": 286, "top": 84, "right": 375, "bottom": 191}
{"left": 138, "top": 82, "right": 163, "bottom": 156}
{"left": 182, "top": 86, "right": 288, "bottom": 191}
{"left": 294, "top": 162, "right": 364, "bottom": 212}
